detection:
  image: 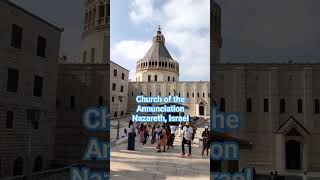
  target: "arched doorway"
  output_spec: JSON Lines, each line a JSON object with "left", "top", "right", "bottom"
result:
{"left": 199, "top": 106, "right": 205, "bottom": 116}
{"left": 285, "top": 139, "right": 301, "bottom": 170}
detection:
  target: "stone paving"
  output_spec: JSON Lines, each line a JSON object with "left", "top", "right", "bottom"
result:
{"left": 111, "top": 127, "right": 210, "bottom": 180}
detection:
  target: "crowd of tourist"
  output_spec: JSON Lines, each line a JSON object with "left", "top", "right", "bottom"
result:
{"left": 125, "top": 118, "right": 211, "bottom": 158}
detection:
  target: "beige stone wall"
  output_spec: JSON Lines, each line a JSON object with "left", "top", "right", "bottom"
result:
{"left": 0, "top": 0, "right": 62, "bottom": 177}
{"left": 212, "top": 64, "right": 320, "bottom": 174}
{"left": 110, "top": 61, "right": 129, "bottom": 118}
{"left": 128, "top": 81, "right": 210, "bottom": 117}
{"left": 135, "top": 70, "right": 179, "bottom": 82}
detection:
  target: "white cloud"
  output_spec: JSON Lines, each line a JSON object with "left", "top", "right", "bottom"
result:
{"left": 129, "top": 0, "right": 155, "bottom": 24}
{"left": 120, "top": 0, "right": 210, "bottom": 81}
{"left": 111, "top": 40, "right": 152, "bottom": 79}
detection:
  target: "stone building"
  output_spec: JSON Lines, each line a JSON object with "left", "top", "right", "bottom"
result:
{"left": 54, "top": 0, "right": 110, "bottom": 171}
{"left": 212, "top": 0, "right": 320, "bottom": 176}
{"left": 128, "top": 28, "right": 210, "bottom": 117}
{"left": 0, "top": 0, "right": 62, "bottom": 178}
{"left": 110, "top": 61, "right": 129, "bottom": 119}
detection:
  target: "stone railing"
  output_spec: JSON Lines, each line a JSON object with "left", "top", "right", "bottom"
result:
{"left": 0, "top": 167, "right": 69, "bottom": 180}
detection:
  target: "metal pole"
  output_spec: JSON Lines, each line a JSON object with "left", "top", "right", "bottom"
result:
{"left": 116, "top": 96, "right": 122, "bottom": 140}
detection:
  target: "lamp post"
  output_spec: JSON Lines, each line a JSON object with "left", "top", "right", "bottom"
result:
{"left": 116, "top": 96, "right": 123, "bottom": 140}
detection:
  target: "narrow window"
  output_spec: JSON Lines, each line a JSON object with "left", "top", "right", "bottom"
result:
{"left": 99, "top": 96, "right": 104, "bottom": 106}
{"left": 112, "top": 96, "right": 114, "bottom": 102}
{"left": 247, "top": 98, "right": 252, "bottom": 112}
{"left": 33, "top": 75, "right": 43, "bottom": 97}
{"left": 168, "top": 76, "right": 170, "bottom": 82}
{"left": 264, "top": 98, "right": 269, "bottom": 112}
{"left": 37, "top": 36, "right": 46, "bottom": 57}
{"left": 113, "top": 69, "right": 117, "bottom": 77}
{"left": 83, "top": 51, "right": 87, "bottom": 63}
{"left": 114, "top": 111, "right": 117, "bottom": 117}
{"left": 220, "top": 98, "right": 225, "bottom": 112}
{"left": 121, "top": 111, "right": 124, "bottom": 116}
{"left": 187, "top": 93, "right": 189, "bottom": 98}
{"left": 91, "top": 48, "right": 95, "bottom": 63}
{"left": 6, "top": 111, "right": 13, "bottom": 129}
{"left": 70, "top": 96, "right": 75, "bottom": 109}
{"left": 121, "top": 73, "right": 125, "bottom": 80}
{"left": 7, "top": 68, "right": 19, "bottom": 92}
{"left": 120, "top": 86, "right": 124, "bottom": 92}
{"left": 154, "top": 75, "right": 157, "bottom": 82}
{"left": 298, "top": 99, "right": 303, "bottom": 113}
{"left": 99, "top": 4, "right": 105, "bottom": 18}
{"left": 112, "top": 83, "right": 116, "bottom": 91}
{"left": 173, "top": 77, "right": 175, "bottom": 82}
{"left": 148, "top": 75, "right": 151, "bottom": 82}
{"left": 203, "top": 93, "right": 205, "bottom": 98}
{"left": 11, "top": 24, "right": 23, "bottom": 49}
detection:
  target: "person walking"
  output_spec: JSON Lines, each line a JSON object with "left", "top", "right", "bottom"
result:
{"left": 201, "top": 126, "right": 210, "bottom": 158}
{"left": 155, "top": 125, "right": 161, "bottom": 149}
{"left": 181, "top": 122, "right": 193, "bottom": 156}
{"left": 157, "top": 125, "right": 167, "bottom": 152}
{"left": 127, "top": 120, "right": 136, "bottom": 151}
{"left": 143, "top": 126, "right": 149, "bottom": 145}
{"left": 151, "top": 125, "right": 156, "bottom": 144}
{"left": 167, "top": 124, "right": 177, "bottom": 149}
{"left": 139, "top": 123, "right": 145, "bottom": 144}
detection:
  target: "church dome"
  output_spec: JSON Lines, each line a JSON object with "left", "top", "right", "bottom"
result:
{"left": 135, "top": 27, "right": 179, "bottom": 82}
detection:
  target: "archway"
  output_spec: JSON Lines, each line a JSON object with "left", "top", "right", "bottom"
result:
{"left": 285, "top": 139, "right": 301, "bottom": 170}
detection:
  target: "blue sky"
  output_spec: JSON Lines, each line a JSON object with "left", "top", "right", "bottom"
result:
{"left": 111, "top": 0, "right": 210, "bottom": 81}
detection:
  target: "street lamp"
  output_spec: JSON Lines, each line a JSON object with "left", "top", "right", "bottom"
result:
{"left": 116, "top": 96, "right": 123, "bottom": 140}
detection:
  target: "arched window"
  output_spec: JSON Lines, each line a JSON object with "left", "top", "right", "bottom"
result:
{"left": 114, "top": 111, "right": 118, "bottom": 117}
{"left": 220, "top": 98, "right": 225, "bottom": 112}
{"left": 13, "top": 157, "right": 23, "bottom": 176}
{"left": 6, "top": 111, "right": 13, "bottom": 129}
{"left": 246, "top": 98, "right": 252, "bottom": 112}
{"left": 120, "top": 111, "right": 124, "bottom": 116}
{"left": 33, "top": 156, "right": 43, "bottom": 172}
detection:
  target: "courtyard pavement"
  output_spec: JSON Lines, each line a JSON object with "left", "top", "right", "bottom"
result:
{"left": 110, "top": 127, "right": 210, "bottom": 180}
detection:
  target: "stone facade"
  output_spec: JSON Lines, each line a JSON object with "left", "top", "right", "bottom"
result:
{"left": 110, "top": 61, "right": 129, "bottom": 118}
{"left": 0, "top": 0, "right": 62, "bottom": 177}
{"left": 54, "top": 0, "right": 110, "bottom": 170}
{"left": 128, "top": 29, "right": 210, "bottom": 117}
{"left": 128, "top": 81, "right": 210, "bottom": 117}
{"left": 212, "top": 64, "right": 320, "bottom": 175}
{"left": 211, "top": 0, "right": 320, "bottom": 176}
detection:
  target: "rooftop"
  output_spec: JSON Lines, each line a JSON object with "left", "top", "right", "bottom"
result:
{"left": 3, "top": 0, "right": 63, "bottom": 32}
